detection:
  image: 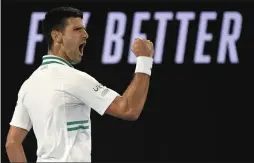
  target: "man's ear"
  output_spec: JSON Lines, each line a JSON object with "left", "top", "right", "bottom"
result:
{"left": 51, "top": 30, "right": 62, "bottom": 43}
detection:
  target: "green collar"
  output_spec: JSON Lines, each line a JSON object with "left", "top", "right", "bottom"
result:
{"left": 41, "top": 55, "right": 74, "bottom": 68}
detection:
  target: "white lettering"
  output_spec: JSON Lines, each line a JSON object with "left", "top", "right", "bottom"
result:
{"left": 175, "top": 12, "right": 195, "bottom": 64}
{"left": 128, "top": 12, "right": 151, "bottom": 64}
{"left": 25, "top": 12, "right": 45, "bottom": 64}
{"left": 217, "top": 12, "right": 242, "bottom": 63}
{"left": 83, "top": 12, "right": 91, "bottom": 26}
{"left": 154, "top": 12, "right": 173, "bottom": 64}
{"left": 102, "top": 12, "right": 127, "bottom": 64}
{"left": 194, "top": 12, "right": 217, "bottom": 63}
{"left": 25, "top": 11, "right": 243, "bottom": 65}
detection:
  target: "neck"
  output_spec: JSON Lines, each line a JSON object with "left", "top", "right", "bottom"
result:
{"left": 48, "top": 46, "right": 71, "bottom": 63}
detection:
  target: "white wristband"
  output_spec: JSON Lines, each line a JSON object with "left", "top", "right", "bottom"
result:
{"left": 135, "top": 56, "right": 153, "bottom": 76}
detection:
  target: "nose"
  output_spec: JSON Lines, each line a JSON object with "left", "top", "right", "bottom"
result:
{"left": 82, "top": 30, "right": 89, "bottom": 40}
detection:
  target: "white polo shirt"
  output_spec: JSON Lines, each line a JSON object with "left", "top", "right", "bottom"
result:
{"left": 10, "top": 55, "right": 119, "bottom": 162}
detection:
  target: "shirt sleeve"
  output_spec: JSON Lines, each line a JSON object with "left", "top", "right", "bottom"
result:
{"left": 65, "top": 69, "right": 120, "bottom": 115}
{"left": 9, "top": 82, "right": 32, "bottom": 131}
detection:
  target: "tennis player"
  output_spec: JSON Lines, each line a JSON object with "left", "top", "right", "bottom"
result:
{"left": 5, "top": 7, "right": 154, "bottom": 162}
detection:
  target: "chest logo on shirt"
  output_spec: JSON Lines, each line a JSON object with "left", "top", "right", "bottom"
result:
{"left": 93, "top": 83, "right": 103, "bottom": 91}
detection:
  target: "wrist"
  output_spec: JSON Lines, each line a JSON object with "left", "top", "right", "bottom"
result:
{"left": 134, "top": 56, "right": 153, "bottom": 76}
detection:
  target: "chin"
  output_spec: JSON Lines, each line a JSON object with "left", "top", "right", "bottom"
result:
{"left": 72, "top": 59, "right": 82, "bottom": 65}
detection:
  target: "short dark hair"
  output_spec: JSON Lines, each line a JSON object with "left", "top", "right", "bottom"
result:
{"left": 42, "top": 7, "right": 83, "bottom": 49}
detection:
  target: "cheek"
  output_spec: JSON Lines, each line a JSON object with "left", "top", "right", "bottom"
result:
{"left": 63, "top": 34, "right": 77, "bottom": 45}
{"left": 63, "top": 38, "right": 77, "bottom": 49}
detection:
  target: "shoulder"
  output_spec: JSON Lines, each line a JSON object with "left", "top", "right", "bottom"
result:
{"left": 54, "top": 67, "right": 98, "bottom": 92}
{"left": 17, "top": 79, "right": 30, "bottom": 98}
{"left": 18, "top": 67, "right": 41, "bottom": 95}
{"left": 66, "top": 68, "right": 97, "bottom": 83}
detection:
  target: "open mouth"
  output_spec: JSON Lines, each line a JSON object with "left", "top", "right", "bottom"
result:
{"left": 78, "top": 43, "right": 86, "bottom": 54}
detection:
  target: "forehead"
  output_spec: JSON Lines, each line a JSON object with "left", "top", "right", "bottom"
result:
{"left": 65, "top": 17, "right": 84, "bottom": 28}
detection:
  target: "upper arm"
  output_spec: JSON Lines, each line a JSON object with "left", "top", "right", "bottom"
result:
{"left": 7, "top": 83, "right": 31, "bottom": 145}
{"left": 65, "top": 69, "right": 137, "bottom": 120}
{"left": 9, "top": 82, "right": 32, "bottom": 133}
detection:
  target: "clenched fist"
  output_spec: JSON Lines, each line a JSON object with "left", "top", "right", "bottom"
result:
{"left": 131, "top": 38, "right": 154, "bottom": 58}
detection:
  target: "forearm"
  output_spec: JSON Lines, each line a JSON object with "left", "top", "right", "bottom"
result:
{"left": 6, "top": 143, "right": 27, "bottom": 163}
{"left": 122, "top": 73, "right": 150, "bottom": 115}
{"left": 105, "top": 39, "right": 154, "bottom": 120}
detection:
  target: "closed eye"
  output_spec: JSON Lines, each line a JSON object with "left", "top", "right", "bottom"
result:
{"left": 74, "top": 27, "right": 86, "bottom": 31}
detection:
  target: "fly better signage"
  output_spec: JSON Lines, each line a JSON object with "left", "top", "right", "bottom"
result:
{"left": 25, "top": 11, "right": 243, "bottom": 65}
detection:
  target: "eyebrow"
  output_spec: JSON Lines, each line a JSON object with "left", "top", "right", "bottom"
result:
{"left": 74, "top": 26, "right": 86, "bottom": 30}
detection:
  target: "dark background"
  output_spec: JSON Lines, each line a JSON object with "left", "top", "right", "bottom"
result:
{"left": 1, "top": 0, "right": 254, "bottom": 162}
